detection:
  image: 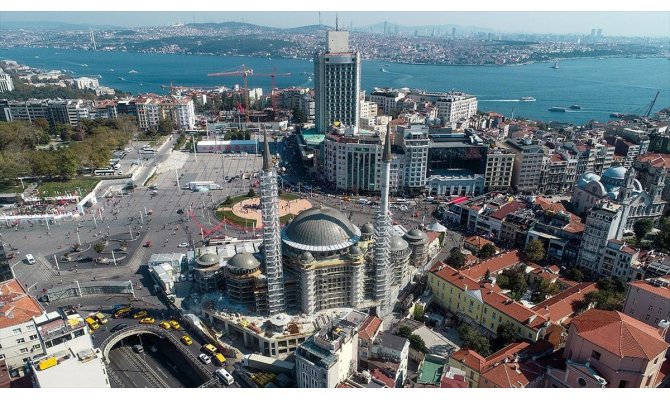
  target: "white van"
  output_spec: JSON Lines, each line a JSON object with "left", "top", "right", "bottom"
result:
{"left": 215, "top": 368, "right": 234, "bottom": 385}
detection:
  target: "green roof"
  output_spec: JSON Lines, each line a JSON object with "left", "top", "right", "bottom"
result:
{"left": 417, "top": 358, "right": 444, "bottom": 385}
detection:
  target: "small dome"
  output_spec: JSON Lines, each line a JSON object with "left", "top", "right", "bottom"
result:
{"left": 390, "top": 235, "right": 409, "bottom": 251}
{"left": 299, "top": 251, "right": 315, "bottom": 263}
{"left": 405, "top": 228, "right": 428, "bottom": 243}
{"left": 349, "top": 245, "right": 363, "bottom": 257}
{"left": 360, "top": 223, "right": 375, "bottom": 235}
{"left": 226, "top": 252, "right": 260, "bottom": 272}
{"left": 577, "top": 172, "right": 601, "bottom": 189}
{"left": 196, "top": 252, "right": 220, "bottom": 266}
{"left": 603, "top": 166, "right": 627, "bottom": 181}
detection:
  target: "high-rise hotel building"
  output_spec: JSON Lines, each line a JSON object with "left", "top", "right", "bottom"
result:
{"left": 314, "top": 30, "right": 361, "bottom": 133}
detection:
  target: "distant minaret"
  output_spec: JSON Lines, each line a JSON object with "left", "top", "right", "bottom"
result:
{"left": 260, "top": 130, "right": 285, "bottom": 315}
{"left": 373, "top": 124, "right": 393, "bottom": 318}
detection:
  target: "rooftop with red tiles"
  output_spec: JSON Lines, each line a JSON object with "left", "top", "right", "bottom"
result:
{"left": 0, "top": 279, "right": 44, "bottom": 329}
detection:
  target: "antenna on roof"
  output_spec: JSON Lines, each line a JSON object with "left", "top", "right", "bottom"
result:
{"left": 336, "top": 13, "right": 339, "bottom": 31}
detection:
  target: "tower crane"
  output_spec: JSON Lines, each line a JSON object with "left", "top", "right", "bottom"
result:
{"left": 645, "top": 91, "right": 660, "bottom": 118}
{"left": 207, "top": 65, "right": 291, "bottom": 121}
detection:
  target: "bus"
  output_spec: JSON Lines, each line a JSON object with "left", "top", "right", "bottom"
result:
{"left": 94, "top": 168, "right": 116, "bottom": 176}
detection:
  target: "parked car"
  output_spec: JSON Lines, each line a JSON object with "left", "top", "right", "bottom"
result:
{"left": 133, "top": 310, "right": 147, "bottom": 319}
{"left": 177, "top": 242, "right": 189, "bottom": 248}
{"left": 159, "top": 321, "right": 171, "bottom": 329}
{"left": 133, "top": 345, "right": 144, "bottom": 353}
{"left": 169, "top": 320, "right": 181, "bottom": 329}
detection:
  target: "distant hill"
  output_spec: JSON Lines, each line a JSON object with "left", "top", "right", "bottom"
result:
{"left": 0, "top": 20, "right": 121, "bottom": 30}
{"left": 360, "top": 22, "right": 497, "bottom": 36}
{"left": 185, "top": 21, "right": 272, "bottom": 31}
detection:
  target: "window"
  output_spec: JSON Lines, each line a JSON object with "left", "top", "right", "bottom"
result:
{"left": 591, "top": 350, "right": 601, "bottom": 360}
{"left": 16, "top": 338, "right": 25, "bottom": 344}
{"left": 12, "top": 328, "right": 21, "bottom": 334}
{"left": 29, "top": 335, "right": 38, "bottom": 341}
{"left": 19, "top": 348, "right": 28, "bottom": 354}
{"left": 619, "top": 380, "right": 628, "bottom": 388}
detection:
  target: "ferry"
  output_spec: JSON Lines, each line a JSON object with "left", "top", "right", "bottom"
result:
{"left": 81, "top": 63, "right": 88, "bottom": 67}
{"left": 569, "top": 105, "right": 582, "bottom": 110}
{"left": 129, "top": 70, "right": 139, "bottom": 74}
{"left": 380, "top": 68, "right": 388, "bottom": 72}
{"left": 549, "top": 107, "right": 567, "bottom": 112}
{"left": 520, "top": 97, "right": 536, "bottom": 102}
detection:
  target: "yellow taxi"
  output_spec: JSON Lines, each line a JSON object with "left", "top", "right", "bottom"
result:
{"left": 139, "top": 317, "right": 155, "bottom": 325}
{"left": 159, "top": 321, "right": 171, "bottom": 329}
{"left": 181, "top": 335, "right": 193, "bottom": 346}
{"left": 133, "top": 310, "right": 147, "bottom": 319}
{"left": 169, "top": 320, "right": 181, "bottom": 329}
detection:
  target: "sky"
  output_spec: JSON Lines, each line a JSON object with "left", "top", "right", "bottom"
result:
{"left": 1, "top": 8, "right": 669, "bottom": 37}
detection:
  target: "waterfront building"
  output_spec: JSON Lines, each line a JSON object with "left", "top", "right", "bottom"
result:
{"left": 314, "top": 30, "right": 361, "bottom": 133}
{"left": 435, "top": 92, "right": 478, "bottom": 124}
{"left": 73, "top": 77, "right": 99, "bottom": 90}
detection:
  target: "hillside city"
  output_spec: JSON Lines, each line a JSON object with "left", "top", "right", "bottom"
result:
{"left": 1, "top": 25, "right": 670, "bottom": 390}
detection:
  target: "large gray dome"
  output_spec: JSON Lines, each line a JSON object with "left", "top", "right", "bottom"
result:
{"left": 404, "top": 228, "right": 428, "bottom": 244}
{"left": 226, "top": 252, "right": 260, "bottom": 274}
{"left": 390, "top": 235, "right": 409, "bottom": 251}
{"left": 196, "top": 252, "right": 220, "bottom": 267}
{"left": 282, "top": 205, "right": 361, "bottom": 251}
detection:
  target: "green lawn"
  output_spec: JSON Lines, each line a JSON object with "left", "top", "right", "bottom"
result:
{"left": 215, "top": 209, "right": 257, "bottom": 228}
{"left": 0, "top": 180, "right": 24, "bottom": 194}
{"left": 37, "top": 177, "right": 101, "bottom": 197}
{"left": 279, "top": 192, "right": 300, "bottom": 201}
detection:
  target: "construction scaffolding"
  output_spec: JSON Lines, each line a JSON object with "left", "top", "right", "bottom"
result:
{"left": 373, "top": 125, "right": 393, "bottom": 318}
{"left": 261, "top": 130, "right": 285, "bottom": 316}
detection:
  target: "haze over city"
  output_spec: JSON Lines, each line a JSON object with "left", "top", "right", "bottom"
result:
{"left": 1, "top": 10, "right": 669, "bottom": 37}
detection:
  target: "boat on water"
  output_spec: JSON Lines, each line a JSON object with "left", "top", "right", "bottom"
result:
{"left": 569, "top": 105, "right": 582, "bottom": 110}
{"left": 128, "top": 70, "right": 138, "bottom": 74}
{"left": 520, "top": 97, "right": 536, "bottom": 102}
{"left": 549, "top": 107, "right": 567, "bottom": 112}
{"left": 380, "top": 68, "right": 388, "bottom": 72}
{"left": 118, "top": 77, "right": 125, "bottom": 81}
{"left": 81, "top": 64, "right": 88, "bottom": 67}
{"left": 551, "top": 61, "right": 559, "bottom": 69}
{"left": 109, "top": 68, "right": 115, "bottom": 72}
{"left": 95, "top": 74, "right": 102, "bottom": 79}
{"left": 610, "top": 112, "right": 624, "bottom": 118}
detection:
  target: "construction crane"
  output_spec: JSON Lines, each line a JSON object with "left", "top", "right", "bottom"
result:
{"left": 645, "top": 91, "right": 660, "bottom": 117}
{"left": 207, "top": 65, "right": 291, "bottom": 121}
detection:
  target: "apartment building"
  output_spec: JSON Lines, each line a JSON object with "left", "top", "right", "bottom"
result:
{"left": 504, "top": 138, "right": 545, "bottom": 194}
{"left": 0, "top": 70, "right": 14, "bottom": 92}
{"left": 484, "top": 147, "right": 515, "bottom": 192}
{"left": 435, "top": 92, "right": 478, "bottom": 123}
{"left": 622, "top": 276, "right": 670, "bottom": 341}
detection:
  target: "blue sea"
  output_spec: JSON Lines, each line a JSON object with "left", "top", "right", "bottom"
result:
{"left": 2, "top": 47, "right": 670, "bottom": 124}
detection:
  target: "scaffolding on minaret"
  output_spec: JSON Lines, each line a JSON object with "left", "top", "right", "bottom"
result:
{"left": 260, "top": 129, "right": 285, "bottom": 316}
{"left": 373, "top": 124, "right": 393, "bottom": 318}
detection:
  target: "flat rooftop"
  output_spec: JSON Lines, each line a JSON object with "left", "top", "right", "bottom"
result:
{"left": 32, "top": 335, "right": 110, "bottom": 388}
{"left": 417, "top": 357, "right": 445, "bottom": 386}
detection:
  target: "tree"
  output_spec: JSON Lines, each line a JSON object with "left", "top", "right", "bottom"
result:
{"left": 447, "top": 247, "right": 466, "bottom": 269}
{"left": 655, "top": 217, "right": 670, "bottom": 252}
{"left": 413, "top": 304, "right": 425, "bottom": 321}
{"left": 497, "top": 265, "right": 528, "bottom": 301}
{"left": 531, "top": 277, "right": 561, "bottom": 303}
{"left": 479, "top": 243, "right": 496, "bottom": 259}
{"left": 291, "top": 107, "right": 308, "bottom": 124}
{"left": 484, "top": 269, "right": 491, "bottom": 281}
{"left": 396, "top": 325, "right": 427, "bottom": 353}
{"left": 565, "top": 267, "right": 584, "bottom": 282}
{"left": 494, "top": 322, "right": 518, "bottom": 349}
{"left": 94, "top": 242, "right": 105, "bottom": 254}
{"left": 57, "top": 148, "right": 79, "bottom": 178}
{"left": 458, "top": 325, "right": 491, "bottom": 357}
{"left": 633, "top": 218, "right": 654, "bottom": 241}
{"left": 523, "top": 239, "right": 545, "bottom": 263}
{"left": 247, "top": 188, "right": 256, "bottom": 197}
{"left": 157, "top": 118, "right": 174, "bottom": 135}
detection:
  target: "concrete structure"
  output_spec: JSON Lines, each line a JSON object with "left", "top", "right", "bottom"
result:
{"left": 193, "top": 252, "right": 224, "bottom": 293}
{"left": 373, "top": 125, "right": 394, "bottom": 317}
{"left": 404, "top": 229, "right": 429, "bottom": 268}
{"left": 357, "top": 315, "right": 383, "bottom": 367}
{"left": 295, "top": 310, "right": 366, "bottom": 388}
{"left": 504, "top": 138, "right": 545, "bottom": 193}
{"left": 314, "top": 30, "right": 361, "bottom": 133}
{"left": 544, "top": 310, "right": 669, "bottom": 388}
{"left": 0, "top": 279, "right": 46, "bottom": 374}
{"left": 576, "top": 203, "right": 625, "bottom": 276}
{"left": 148, "top": 253, "right": 185, "bottom": 273}
{"left": 369, "top": 90, "right": 405, "bottom": 115}
{"left": 622, "top": 276, "right": 670, "bottom": 342}
{"left": 73, "top": 77, "right": 99, "bottom": 90}
{"left": 435, "top": 92, "right": 478, "bottom": 124}
{"left": 634, "top": 152, "right": 670, "bottom": 204}
{"left": 426, "top": 169, "right": 485, "bottom": 197}
{"left": 260, "top": 131, "right": 285, "bottom": 316}
{"left": 149, "top": 263, "right": 175, "bottom": 295}
{"left": 370, "top": 332, "right": 409, "bottom": 387}
{"left": 484, "top": 148, "right": 515, "bottom": 192}
{"left": 0, "top": 70, "right": 14, "bottom": 92}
